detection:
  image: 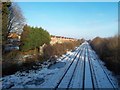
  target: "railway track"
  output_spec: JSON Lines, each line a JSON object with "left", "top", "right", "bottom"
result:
{"left": 87, "top": 45, "right": 99, "bottom": 89}
{"left": 39, "top": 42, "right": 117, "bottom": 89}
{"left": 55, "top": 47, "right": 82, "bottom": 88}
{"left": 89, "top": 45, "right": 117, "bottom": 89}
{"left": 40, "top": 44, "right": 82, "bottom": 88}
{"left": 87, "top": 43, "right": 117, "bottom": 89}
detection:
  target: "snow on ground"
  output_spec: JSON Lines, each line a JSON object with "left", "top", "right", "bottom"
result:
{"left": 2, "top": 67, "right": 59, "bottom": 88}
{"left": 84, "top": 48, "right": 93, "bottom": 88}
{"left": 1, "top": 48, "right": 77, "bottom": 89}
{"left": 88, "top": 44, "right": 119, "bottom": 88}
{"left": 57, "top": 48, "right": 81, "bottom": 88}
{"left": 1, "top": 42, "right": 119, "bottom": 89}
{"left": 38, "top": 47, "right": 80, "bottom": 88}
{"left": 69, "top": 47, "right": 85, "bottom": 88}
{"left": 48, "top": 62, "right": 66, "bottom": 70}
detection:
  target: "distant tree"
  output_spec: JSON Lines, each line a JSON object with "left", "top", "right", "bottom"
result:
{"left": 7, "top": 3, "right": 25, "bottom": 34}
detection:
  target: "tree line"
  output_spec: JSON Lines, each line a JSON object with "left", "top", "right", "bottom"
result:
{"left": 90, "top": 35, "right": 119, "bottom": 78}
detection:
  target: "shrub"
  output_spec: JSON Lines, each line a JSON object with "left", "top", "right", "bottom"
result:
{"left": 2, "top": 38, "right": 82, "bottom": 76}
{"left": 2, "top": 61, "right": 19, "bottom": 76}
{"left": 90, "top": 36, "right": 120, "bottom": 75}
{"left": 2, "top": 50, "right": 20, "bottom": 62}
{"left": 43, "top": 44, "right": 54, "bottom": 60}
{"left": 43, "top": 40, "right": 82, "bottom": 60}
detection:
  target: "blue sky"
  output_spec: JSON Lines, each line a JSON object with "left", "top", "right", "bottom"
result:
{"left": 17, "top": 2, "right": 118, "bottom": 39}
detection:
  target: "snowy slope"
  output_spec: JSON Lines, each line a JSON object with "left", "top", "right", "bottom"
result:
{"left": 1, "top": 42, "right": 119, "bottom": 89}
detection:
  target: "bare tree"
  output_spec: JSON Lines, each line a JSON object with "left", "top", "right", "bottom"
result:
{"left": 7, "top": 3, "right": 25, "bottom": 34}
{"left": 2, "top": 1, "right": 25, "bottom": 53}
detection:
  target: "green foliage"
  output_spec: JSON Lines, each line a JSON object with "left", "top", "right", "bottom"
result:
{"left": 20, "top": 25, "right": 51, "bottom": 51}
{"left": 2, "top": 2, "right": 11, "bottom": 46}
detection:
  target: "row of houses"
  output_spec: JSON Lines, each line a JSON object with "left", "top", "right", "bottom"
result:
{"left": 5, "top": 32, "right": 21, "bottom": 51}
{"left": 50, "top": 35, "right": 78, "bottom": 45}
{"left": 8, "top": 33, "right": 78, "bottom": 45}
{"left": 5, "top": 33, "right": 78, "bottom": 51}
